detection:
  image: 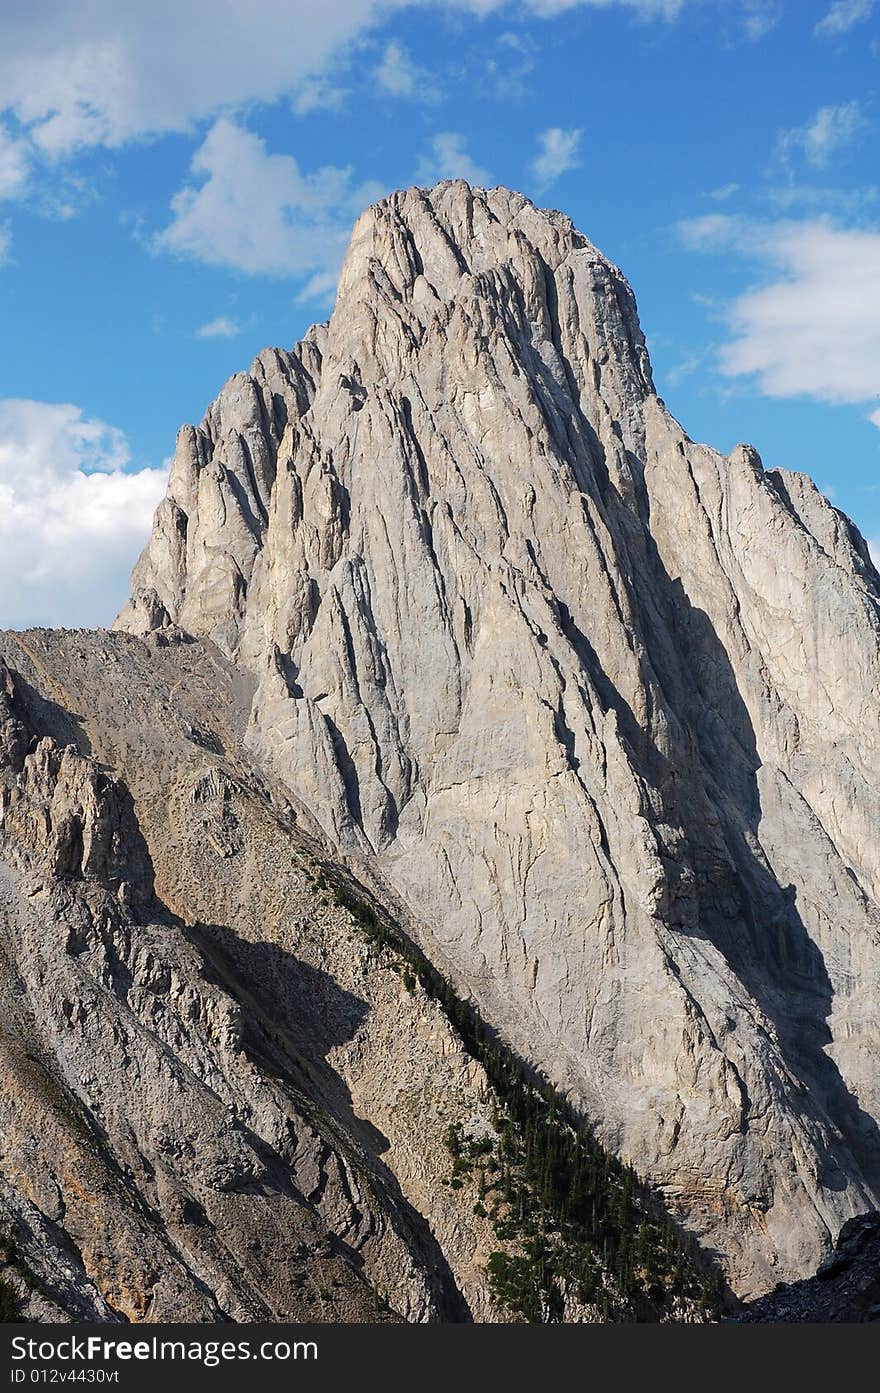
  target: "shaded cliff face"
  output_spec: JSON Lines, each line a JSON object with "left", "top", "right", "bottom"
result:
{"left": 0, "top": 630, "right": 526, "bottom": 1322}
{"left": 116, "top": 181, "right": 880, "bottom": 1298}
{"left": 0, "top": 630, "right": 714, "bottom": 1324}
{"left": 734, "top": 1213, "right": 880, "bottom": 1322}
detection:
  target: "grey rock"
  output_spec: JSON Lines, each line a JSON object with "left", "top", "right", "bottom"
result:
{"left": 735, "top": 1211, "right": 880, "bottom": 1321}
{"left": 117, "top": 181, "right": 880, "bottom": 1298}
{"left": 0, "top": 631, "right": 508, "bottom": 1322}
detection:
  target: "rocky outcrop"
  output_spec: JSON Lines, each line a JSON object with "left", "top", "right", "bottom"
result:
{"left": 0, "top": 633, "right": 503, "bottom": 1321}
{"left": 117, "top": 181, "right": 880, "bottom": 1299}
{"left": 0, "top": 628, "right": 716, "bottom": 1322}
{"left": 735, "top": 1213, "right": 880, "bottom": 1321}
{"left": 0, "top": 661, "right": 152, "bottom": 907}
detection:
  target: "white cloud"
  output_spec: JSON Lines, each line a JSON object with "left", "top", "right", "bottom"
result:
{"left": 530, "top": 126, "right": 582, "bottom": 192}
{"left": 0, "top": 399, "right": 167, "bottom": 629}
{"left": 680, "top": 214, "right": 880, "bottom": 414}
{"left": 665, "top": 352, "right": 704, "bottom": 386}
{"left": 197, "top": 316, "right": 240, "bottom": 339}
{"left": 0, "top": 124, "right": 29, "bottom": 199}
{"left": 679, "top": 213, "right": 755, "bottom": 251}
{"left": 742, "top": 1, "right": 781, "bottom": 39}
{"left": 520, "top": 0, "right": 684, "bottom": 14}
{"left": 486, "top": 31, "right": 537, "bottom": 99}
{"left": 870, "top": 409, "right": 880, "bottom": 429}
{"left": 780, "top": 101, "right": 867, "bottom": 168}
{"left": 709, "top": 182, "right": 740, "bottom": 201}
{"left": 416, "top": 133, "right": 490, "bottom": 186}
{"left": 291, "top": 76, "right": 349, "bottom": 116}
{"left": 0, "top": 3, "right": 387, "bottom": 155}
{"left": 766, "top": 182, "right": 879, "bottom": 214}
{"left": 154, "top": 118, "right": 384, "bottom": 287}
{"left": 815, "top": 0, "right": 875, "bottom": 36}
{"left": 0, "top": 2, "right": 693, "bottom": 159}
{"left": 296, "top": 269, "right": 344, "bottom": 305}
{"left": 0, "top": 224, "right": 11, "bottom": 265}
{"left": 374, "top": 40, "right": 439, "bottom": 101}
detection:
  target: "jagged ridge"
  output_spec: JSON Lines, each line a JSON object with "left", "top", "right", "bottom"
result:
{"left": 0, "top": 628, "right": 717, "bottom": 1322}
{"left": 116, "top": 181, "right": 880, "bottom": 1297}
{"left": 5, "top": 180, "right": 880, "bottom": 1310}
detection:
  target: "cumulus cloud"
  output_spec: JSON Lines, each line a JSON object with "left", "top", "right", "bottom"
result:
{"left": 196, "top": 316, "right": 240, "bottom": 339}
{"left": 0, "top": 224, "right": 11, "bottom": 265}
{"left": 374, "top": 40, "right": 439, "bottom": 101}
{"left": 530, "top": 127, "right": 582, "bottom": 192}
{"left": 779, "top": 101, "right": 867, "bottom": 168}
{"left": 679, "top": 214, "right": 880, "bottom": 417}
{"left": 154, "top": 119, "right": 384, "bottom": 289}
{"left": 416, "top": 133, "right": 490, "bottom": 186}
{"left": 814, "top": 0, "right": 875, "bottom": 36}
{"left": 0, "top": 399, "right": 167, "bottom": 629}
{"left": 0, "top": 2, "right": 693, "bottom": 159}
{"left": 0, "top": 2, "right": 384, "bottom": 154}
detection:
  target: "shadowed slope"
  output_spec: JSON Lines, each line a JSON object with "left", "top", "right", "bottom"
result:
{"left": 107, "top": 181, "right": 880, "bottom": 1296}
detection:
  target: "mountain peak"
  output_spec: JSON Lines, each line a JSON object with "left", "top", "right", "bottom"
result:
{"left": 118, "top": 181, "right": 656, "bottom": 652}
{"left": 336, "top": 179, "right": 650, "bottom": 388}
{"left": 115, "top": 183, "right": 880, "bottom": 1297}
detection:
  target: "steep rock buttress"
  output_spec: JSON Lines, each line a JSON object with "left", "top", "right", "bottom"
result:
{"left": 116, "top": 181, "right": 880, "bottom": 1296}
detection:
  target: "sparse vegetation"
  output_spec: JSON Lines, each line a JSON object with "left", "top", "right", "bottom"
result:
{"left": 442, "top": 1106, "right": 724, "bottom": 1321}
{"left": 331, "top": 874, "right": 727, "bottom": 1323}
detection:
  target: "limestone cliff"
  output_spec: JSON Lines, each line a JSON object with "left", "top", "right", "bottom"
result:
{"left": 116, "top": 181, "right": 880, "bottom": 1298}
{"left": 0, "top": 636, "right": 490, "bottom": 1321}
{"left": 0, "top": 628, "right": 716, "bottom": 1322}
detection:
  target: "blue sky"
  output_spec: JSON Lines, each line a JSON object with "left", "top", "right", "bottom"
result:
{"left": 0, "top": 0, "right": 878, "bottom": 627}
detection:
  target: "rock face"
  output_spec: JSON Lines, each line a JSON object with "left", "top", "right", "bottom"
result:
{"left": 0, "top": 628, "right": 714, "bottom": 1323}
{"left": 735, "top": 1213, "right": 880, "bottom": 1322}
{"left": 0, "top": 633, "right": 509, "bottom": 1321}
{"left": 117, "top": 181, "right": 880, "bottom": 1299}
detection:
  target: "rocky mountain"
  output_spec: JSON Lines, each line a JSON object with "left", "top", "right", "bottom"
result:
{"left": 0, "top": 633, "right": 496, "bottom": 1322}
{"left": 2, "top": 180, "right": 880, "bottom": 1320}
{"left": 736, "top": 1212, "right": 880, "bottom": 1322}
{"left": 0, "top": 629, "right": 714, "bottom": 1323}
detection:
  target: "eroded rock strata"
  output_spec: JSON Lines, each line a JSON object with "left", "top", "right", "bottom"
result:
{"left": 2, "top": 182, "right": 879, "bottom": 1318}
{"left": 0, "top": 631, "right": 713, "bottom": 1323}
